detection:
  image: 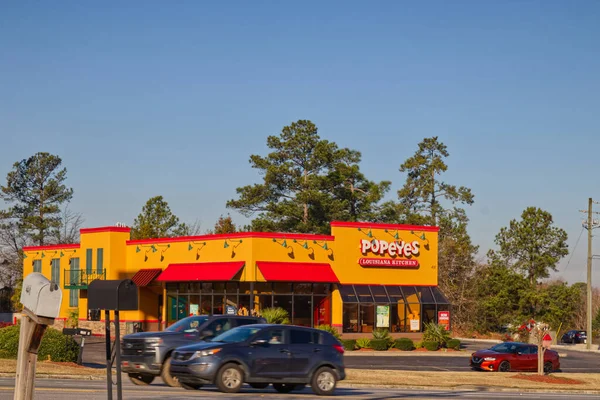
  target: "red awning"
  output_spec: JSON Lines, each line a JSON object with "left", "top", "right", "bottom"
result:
{"left": 156, "top": 262, "right": 245, "bottom": 282}
{"left": 131, "top": 268, "right": 163, "bottom": 287}
{"left": 256, "top": 261, "right": 339, "bottom": 283}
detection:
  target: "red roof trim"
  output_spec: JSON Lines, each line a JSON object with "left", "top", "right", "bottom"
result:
{"left": 256, "top": 261, "right": 339, "bottom": 283}
{"left": 81, "top": 226, "right": 131, "bottom": 234}
{"left": 330, "top": 221, "right": 440, "bottom": 232}
{"left": 23, "top": 244, "right": 80, "bottom": 252}
{"left": 131, "top": 268, "right": 163, "bottom": 287}
{"left": 156, "top": 261, "right": 245, "bottom": 282}
{"left": 127, "top": 232, "right": 334, "bottom": 246}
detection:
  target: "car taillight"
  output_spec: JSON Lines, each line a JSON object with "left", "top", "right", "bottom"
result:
{"left": 333, "top": 344, "right": 345, "bottom": 354}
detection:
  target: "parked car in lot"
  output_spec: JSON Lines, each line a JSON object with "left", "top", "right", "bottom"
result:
{"left": 120, "top": 315, "right": 265, "bottom": 386}
{"left": 170, "top": 324, "right": 346, "bottom": 396}
{"left": 470, "top": 342, "right": 560, "bottom": 373}
{"left": 561, "top": 330, "right": 587, "bottom": 344}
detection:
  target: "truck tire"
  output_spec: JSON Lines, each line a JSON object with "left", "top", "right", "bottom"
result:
{"left": 161, "top": 356, "right": 180, "bottom": 387}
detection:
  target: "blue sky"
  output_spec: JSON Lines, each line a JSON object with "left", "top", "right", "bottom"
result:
{"left": 1, "top": 1, "right": 599, "bottom": 285}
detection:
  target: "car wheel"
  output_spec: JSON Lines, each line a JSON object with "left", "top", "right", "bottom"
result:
{"left": 160, "top": 356, "right": 180, "bottom": 387}
{"left": 249, "top": 382, "right": 270, "bottom": 389}
{"left": 498, "top": 361, "right": 511, "bottom": 373}
{"left": 544, "top": 362, "right": 553, "bottom": 374}
{"left": 311, "top": 366, "right": 337, "bottom": 396}
{"left": 128, "top": 373, "right": 154, "bottom": 385}
{"left": 273, "top": 383, "right": 295, "bottom": 393}
{"left": 216, "top": 363, "right": 244, "bottom": 393}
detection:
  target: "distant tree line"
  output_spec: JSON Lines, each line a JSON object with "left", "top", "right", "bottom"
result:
{"left": 1, "top": 120, "right": 599, "bottom": 337}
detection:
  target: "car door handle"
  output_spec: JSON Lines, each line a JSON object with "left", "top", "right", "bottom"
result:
{"left": 313, "top": 348, "right": 321, "bottom": 352}
{"left": 280, "top": 349, "right": 290, "bottom": 354}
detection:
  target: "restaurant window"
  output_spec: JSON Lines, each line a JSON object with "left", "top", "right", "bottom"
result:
{"left": 86, "top": 249, "right": 93, "bottom": 274}
{"left": 51, "top": 259, "right": 60, "bottom": 285}
{"left": 360, "top": 304, "right": 375, "bottom": 333}
{"left": 226, "top": 282, "right": 239, "bottom": 293}
{"left": 343, "top": 303, "right": 359, "bottom": 333}
{"left": 273, "top": 282, "right": 292, "bottom": 293}
{"left": 96, "top": 248, "right": 104, "bottom": 274}
{"left": 293, "top": 283, "right": 312, "bottom": 294}
{"left": 213, "top": 283, "right": 226, "bottom": 293}
{"left": 294, "top": 295, "right": 312, "bottom": 327}
{"left": 313, "top": 283, "right": 330, "bottom": 295}
{"left": 33, "top": 259, "right": 42, "bottom": 273}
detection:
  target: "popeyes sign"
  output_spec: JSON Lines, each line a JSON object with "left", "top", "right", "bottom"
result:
{"left": 359, "top": 239, "right": 420, "bottom": 268}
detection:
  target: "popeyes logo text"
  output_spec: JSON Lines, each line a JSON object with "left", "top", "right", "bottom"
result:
{"left": 360, "top": 239, "right": 420, "bottom": 257}
{"left": 359, "top": 239, "right": 420, "bottom": 268}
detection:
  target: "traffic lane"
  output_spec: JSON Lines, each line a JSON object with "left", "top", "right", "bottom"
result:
{"left": 345, "top": 353, "right": 600, "bottom": 373}
{"left": 2, "top": 378, "right": 600, "bottom": 400}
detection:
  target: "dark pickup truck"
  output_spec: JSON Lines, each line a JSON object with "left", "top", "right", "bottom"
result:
{"left": 121, "top": 315, "right": 265, "bottom": 386}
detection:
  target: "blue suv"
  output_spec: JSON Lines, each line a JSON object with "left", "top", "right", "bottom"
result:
{"left": 170, "top": 324, "right": 346, "bottom": 396}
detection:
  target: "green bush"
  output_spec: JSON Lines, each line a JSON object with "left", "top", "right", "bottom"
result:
{"left": 394, "top": 338, "right": 415, "bottom": 351}
{"left": 341, "top": 339, "right": 356, "bottom": 351}
{"left": 370, "top": 339, "right": 389, "bottom": 351}
{"left": 446, "top": 339, "right": 461, "bottom": 350}
{"left": 422, "top": 322, "right": 450, "bottom": 347}
{"left": 316, "top": 324, "right": 341, "bottom": 340}
{"left": 0, "top": 325, "right": 79, "bottom": 362}
{"left": 260, "top": 307, "right": 290, "bottom": 324}
{"left": 422, "top": 341, "right": 440, "bottom": 351}
{"left": 356, "top": 338, "right": 371, "bottom": 349}
{"left": 372, "top": 328, "right": 392, "bottom": 343}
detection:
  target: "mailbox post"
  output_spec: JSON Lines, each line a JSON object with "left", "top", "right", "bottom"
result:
{"left": 88, "top": 279, "right": 138, "bottom": 400}
{"left": 14, "top": 273, "right": 62, "bottom": 400}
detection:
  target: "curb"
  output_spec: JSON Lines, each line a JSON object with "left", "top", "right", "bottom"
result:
{"left": 345, "top": 351, "right": 471, "bottom": 357}
{"left": 0, "top": 373, "right": 105, "bottom": 380}
{"left": 458, "top": 338, "right": 600, "bottom": 354}
{"left": 339, "top": 383, "right": 600, "bottom": 395}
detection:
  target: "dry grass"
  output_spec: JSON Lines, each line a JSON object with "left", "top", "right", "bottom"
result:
{"left": 0, "top": 359, "right": 598, "bottom": 391}
{"left": 345, "top": 369, "right": 600, "bottom": 391}
{"left": 0, "top": 359, "right": 104, "bottom": 376}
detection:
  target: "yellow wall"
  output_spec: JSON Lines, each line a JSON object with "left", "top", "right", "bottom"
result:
{"left": 22, "top": 221, "right": 439, "bottom": 326}
{"left": 331, "top": 223, "right": 438, "bottom": 286}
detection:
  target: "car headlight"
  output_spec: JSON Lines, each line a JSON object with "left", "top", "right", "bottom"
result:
{"left": 193, "top": 348, "right": 221, "bottom": 359}
{"left": 484, "top": 357, "right": 496, "bottom": 361}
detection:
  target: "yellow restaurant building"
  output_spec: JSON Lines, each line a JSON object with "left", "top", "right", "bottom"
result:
{"left": 22, "top": 221, "right": 449, "bottom": 335}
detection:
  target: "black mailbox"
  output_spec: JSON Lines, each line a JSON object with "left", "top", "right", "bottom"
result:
{"left": 62, "top": 328, "right": 92, "bottom": 336}
{"left": 88, "top": 279, "right": 138, "bottom": 311}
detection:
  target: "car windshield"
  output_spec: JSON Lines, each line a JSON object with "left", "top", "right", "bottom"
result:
{"left": 165, "top": 316, "right": 208, "bottom": 333}
{"left": 490, "top": 343, "right": 519, "bottom": 353}
{"left": 210, "top": 326, "right": 262, "bottom": 343}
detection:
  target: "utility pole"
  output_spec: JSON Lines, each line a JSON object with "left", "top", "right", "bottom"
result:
{"left": 580, "top": 198, "right": 600, "bottom": 350}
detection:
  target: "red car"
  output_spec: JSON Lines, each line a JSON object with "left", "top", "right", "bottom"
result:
{"left": 470, "top": 342, "right": 560, "bottom": 373}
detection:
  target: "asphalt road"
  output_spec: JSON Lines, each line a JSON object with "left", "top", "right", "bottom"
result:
{"left": 2, "top": 378, "right": 600, "bottom": 400}
{"left": 80, "top": 338, "right": 600, "bottom": 373}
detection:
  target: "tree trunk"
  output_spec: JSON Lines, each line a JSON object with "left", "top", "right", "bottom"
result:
{"left": 303, "top": 168, "right": 308, "bottom": 225}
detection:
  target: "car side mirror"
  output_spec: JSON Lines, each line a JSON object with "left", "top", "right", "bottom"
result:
{"left": 251, "top": 339, "right": 268, "bottom": 346}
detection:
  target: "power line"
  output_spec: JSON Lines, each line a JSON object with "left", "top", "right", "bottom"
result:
{"left": 563, "top": 227, "right": 584, "bottom": 273}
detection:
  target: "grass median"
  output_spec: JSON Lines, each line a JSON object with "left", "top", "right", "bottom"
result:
{"left": 0, "top": 359, "right": 598, "bottom": 392}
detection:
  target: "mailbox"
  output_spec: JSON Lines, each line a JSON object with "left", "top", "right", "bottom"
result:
{"left": 62, "top": 328, "right": 92, "bottom": 336}
{"left": 88, "top": 279, "right": 138, "bottom": 311}
{"left": 20, "top": 272, "right": 62, "bottom": 319}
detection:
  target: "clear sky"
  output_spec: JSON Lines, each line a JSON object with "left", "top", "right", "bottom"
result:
{"left": 1, "top": 1, "right": 599, "bottom": 285}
